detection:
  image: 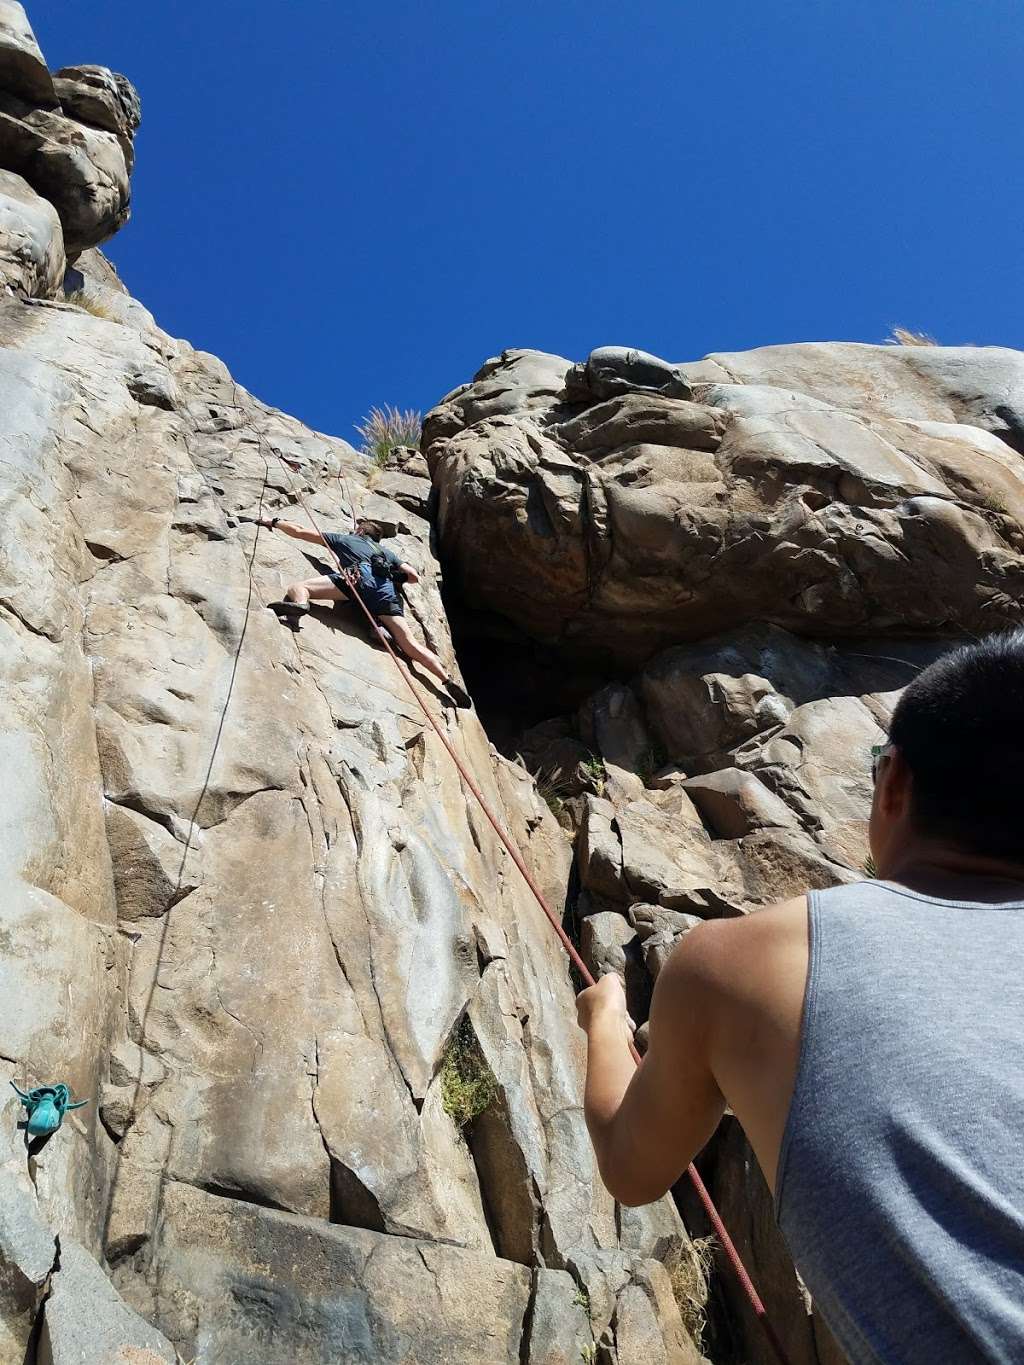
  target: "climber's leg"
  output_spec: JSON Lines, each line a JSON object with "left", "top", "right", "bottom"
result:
{"left": 284, "top": 575, "right": 346, "bottom": 606}
{"left": 269, "top": 575, "right": 344, "bottom": 625}
{"left": 381, "top": 615, "right": 448, "bottom": 683}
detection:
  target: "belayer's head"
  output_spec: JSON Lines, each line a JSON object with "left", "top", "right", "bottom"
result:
{"left": 869, "top": 629, "right": 1024, "bottom": 879}
{"left": 354, "top": 518, "right": 382, "bottom": 541}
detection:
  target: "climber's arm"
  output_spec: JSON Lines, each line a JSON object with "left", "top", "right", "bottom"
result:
{"left": 577, "top": 926, "right": 726, "bottom": 1207}
{"left": 262, "top": 518, "right": 326, "bottom": 546}
{"left": 398, "top": 562, "right": 419, "bottom": 584}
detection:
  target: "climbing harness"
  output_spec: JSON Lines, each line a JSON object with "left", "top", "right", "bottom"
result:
{"left": 11, "top": 1082, "right": 88, "bottom": 1138}
{"left": 368, "top": 549, "right": 406, "bottom": 585}
{"left": 267, "top": 456, "right": 793, "bottom": 1365}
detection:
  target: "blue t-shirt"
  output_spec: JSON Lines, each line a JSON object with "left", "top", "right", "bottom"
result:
{"left": 322, "top": 532, "right": 404, "bottom": 613}
{"left": 322, "top": 532, "right": 400, "bottom": 574}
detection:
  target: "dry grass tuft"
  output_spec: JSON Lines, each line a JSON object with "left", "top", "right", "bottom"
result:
{"left": 529, "top": 763, "right": 574, "bottom": 822}
{"left": 886, "top": 326, "right": 938, "bottom": 347}
{"left": 440, "top": 1015, "right": 497, "bottom": 1128}
{"left": 355, "top": 404, "right": 422, "bottom": 466}
{"left": 64, "top": 287, "right": 116, "bottom": 320}
{"left": 667, "top": 1236, "right": 717, "bottom": 1346}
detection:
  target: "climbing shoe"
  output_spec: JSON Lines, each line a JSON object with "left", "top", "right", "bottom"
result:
{"left": 446, "top": 679, "right": 472, "bottom": 710}
{"left": 268, "top": 601, "right": 309, "bottom": 631}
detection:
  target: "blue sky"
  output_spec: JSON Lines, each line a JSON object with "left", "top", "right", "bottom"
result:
{"left": 34, "top": 1, "right": 1024, "bottom": 446}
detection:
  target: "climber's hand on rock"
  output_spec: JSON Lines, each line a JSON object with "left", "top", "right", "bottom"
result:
{"left": 576, "top": 973, "right": 634, "bottom": 1039}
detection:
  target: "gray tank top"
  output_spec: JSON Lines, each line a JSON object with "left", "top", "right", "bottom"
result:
{"left": 775, "top": 880, "right": 1024, "bottom": 1364}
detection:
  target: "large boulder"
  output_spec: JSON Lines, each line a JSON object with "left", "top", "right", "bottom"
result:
{"left": 427, "top": 344, "right": 1024, "bottom": 666}
{"left": 564, "top": 344, "right": 694, "bottom": 402}
{"left": 53, "top": 65, "right": 141, "bottom": 171}
{"left": 0, "top": 1, "right": 54, "bottom": 105}
{"left": 0, "top": 165, "right": 63, "bottom": 295}
{"left": 0, "top": 6, "right": 140, "bottom": 257}
{"left": 146, "top": 1182, "right": 690, "bottom": 1364}
{"left": 0, "top": 1168, "right": 56, "bottom": 1358}
{"left": 682, "top": 767, "right": 801, "bottom": 839}
{"left": 683, "top": 339, "right": 1024, "bottom": 453}
{"left": 0, "top": 94, "right": 134, "bottom": 255}
{"left": 38, "top": 1238, "right": 176, "bottom": 1365}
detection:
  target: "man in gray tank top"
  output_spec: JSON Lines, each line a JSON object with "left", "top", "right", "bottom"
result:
{"left": 576, "top": 630, "right": 1024, "bottom": 1363}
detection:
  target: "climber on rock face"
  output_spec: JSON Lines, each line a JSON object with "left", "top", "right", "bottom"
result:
{"left": 262, "top": 516, "right": 471, "bottom": 707}
{"left": 577, "top": 630, "right": 1024, "bottom": 1365}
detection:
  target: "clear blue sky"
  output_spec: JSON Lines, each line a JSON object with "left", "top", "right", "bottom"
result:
{"left": 34, "top": 1, "right": 1024, "bottom": 446}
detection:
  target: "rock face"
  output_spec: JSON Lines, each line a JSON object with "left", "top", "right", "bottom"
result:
{"left": 0, "top": 16, "right": 695, "bottom": 1356}
{"left": 428, "top": 341, "right": 1024, "bottom": 1362}
{"left": 0, "top": 5, "right": 139, "bottom": 266}
{"left": 0, "top": 2, "right": 53, "bottom": 105}
{"left": 4, "top": 7, "right": 1024, "bottom": 1364}
{"left": 427, "top": 344, "right": 1024, "bottom": 666}
{"left": 0, "top": 278, "right": 693, "bottom": 1360}
{"left": 0, "top": 165, "right": 64, "bottom": 295}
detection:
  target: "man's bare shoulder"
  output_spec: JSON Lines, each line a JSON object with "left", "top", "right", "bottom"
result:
{"left": 658, "top": 896, "right": 809, "bottom": 1006}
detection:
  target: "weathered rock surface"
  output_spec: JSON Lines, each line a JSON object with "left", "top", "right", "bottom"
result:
{"left": 39, "top": 1237, "right": 177, "bottom": 1365}
{"left": 0, "top": 6, "right": 139, "bottom": 259}
{"left": 5, "top": 8, "right": 1022, "bottom": 1362}
{"left": 0, "top": 1167, "right": 56, "bottom": 1358}
{"left": 0, "top": 165, "right": 63, "bottom": 296}
{"left": 0, "top": 1, "right": 53, "bottom": 105}
{"left": 52, "top": 65, "right": 141, "bottom": 168}
{"left": 428, "top": 345, "right": 1024, "bottom": 666}
{"left": 0, "top": 92, "right": 134, "bottom": 256}
{"left": 0, "top": 71, "right": 693, "bottom": 1356}
{"left": 429, "top": 339, "right": 1024, "bottom": 1359}
{"left": 682, "top": 768, "right": 800, "bottom": 839}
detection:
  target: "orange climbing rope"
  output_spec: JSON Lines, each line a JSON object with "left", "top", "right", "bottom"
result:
{"left": 267, "top": 455, "right": 792, "bottom": 1365}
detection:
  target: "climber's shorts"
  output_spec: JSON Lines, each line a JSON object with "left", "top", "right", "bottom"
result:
{"left": 331, "top": 572, "right": 404, "bottom": 618}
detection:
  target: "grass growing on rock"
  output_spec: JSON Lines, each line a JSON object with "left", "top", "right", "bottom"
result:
{"left": 887, "top": 326, "right": 938, "bottom": 347}
{"left": 440, "top": 1015, "right": 497, "bottom": 1128}
{"left": 532, "top": 764, "right": 573, "bottom": 822}
{"left": 64, "top": 288, "right": 116, "bottom": 320}
{"left": 667, "top": 1236, "right": 716, "bottom": 1347}
{"left": 355, "top": 404, "right": 422, "bottom": 465}
{"left": 580, "top": 753, "right": 606, "bottom": 794}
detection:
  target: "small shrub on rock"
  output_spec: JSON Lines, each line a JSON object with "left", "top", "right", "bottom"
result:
{"left": 64, "top": 287, "right": 115, "bottom": 320}
{"left": 440, "top": 1015, "right": 497, "bottom": 1128}
{"left": 355, "top": 404, "right": 422, "bottom": 466}
{"left": 667, "top": 1235, "right": 716, "bottom": 1346}
{"left": 886, "top": 326, "right": 938, "bottom": 346}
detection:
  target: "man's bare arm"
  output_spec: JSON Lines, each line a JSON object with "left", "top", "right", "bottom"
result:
{"left": 261, "top": 518, "right": 326, "bottom": 547}
{"left": 578, "top": 924, "right": 727, "bottom": 1206}
{"left": 398, "top": 562, "right": 420, "bottom": 584}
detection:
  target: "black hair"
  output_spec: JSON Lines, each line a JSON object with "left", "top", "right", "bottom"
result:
{"left": 354, "top": 519, "right": 381, "bottom": 541}
{"left": 888, "top": 630, "right": 1024, "bottom": 862}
